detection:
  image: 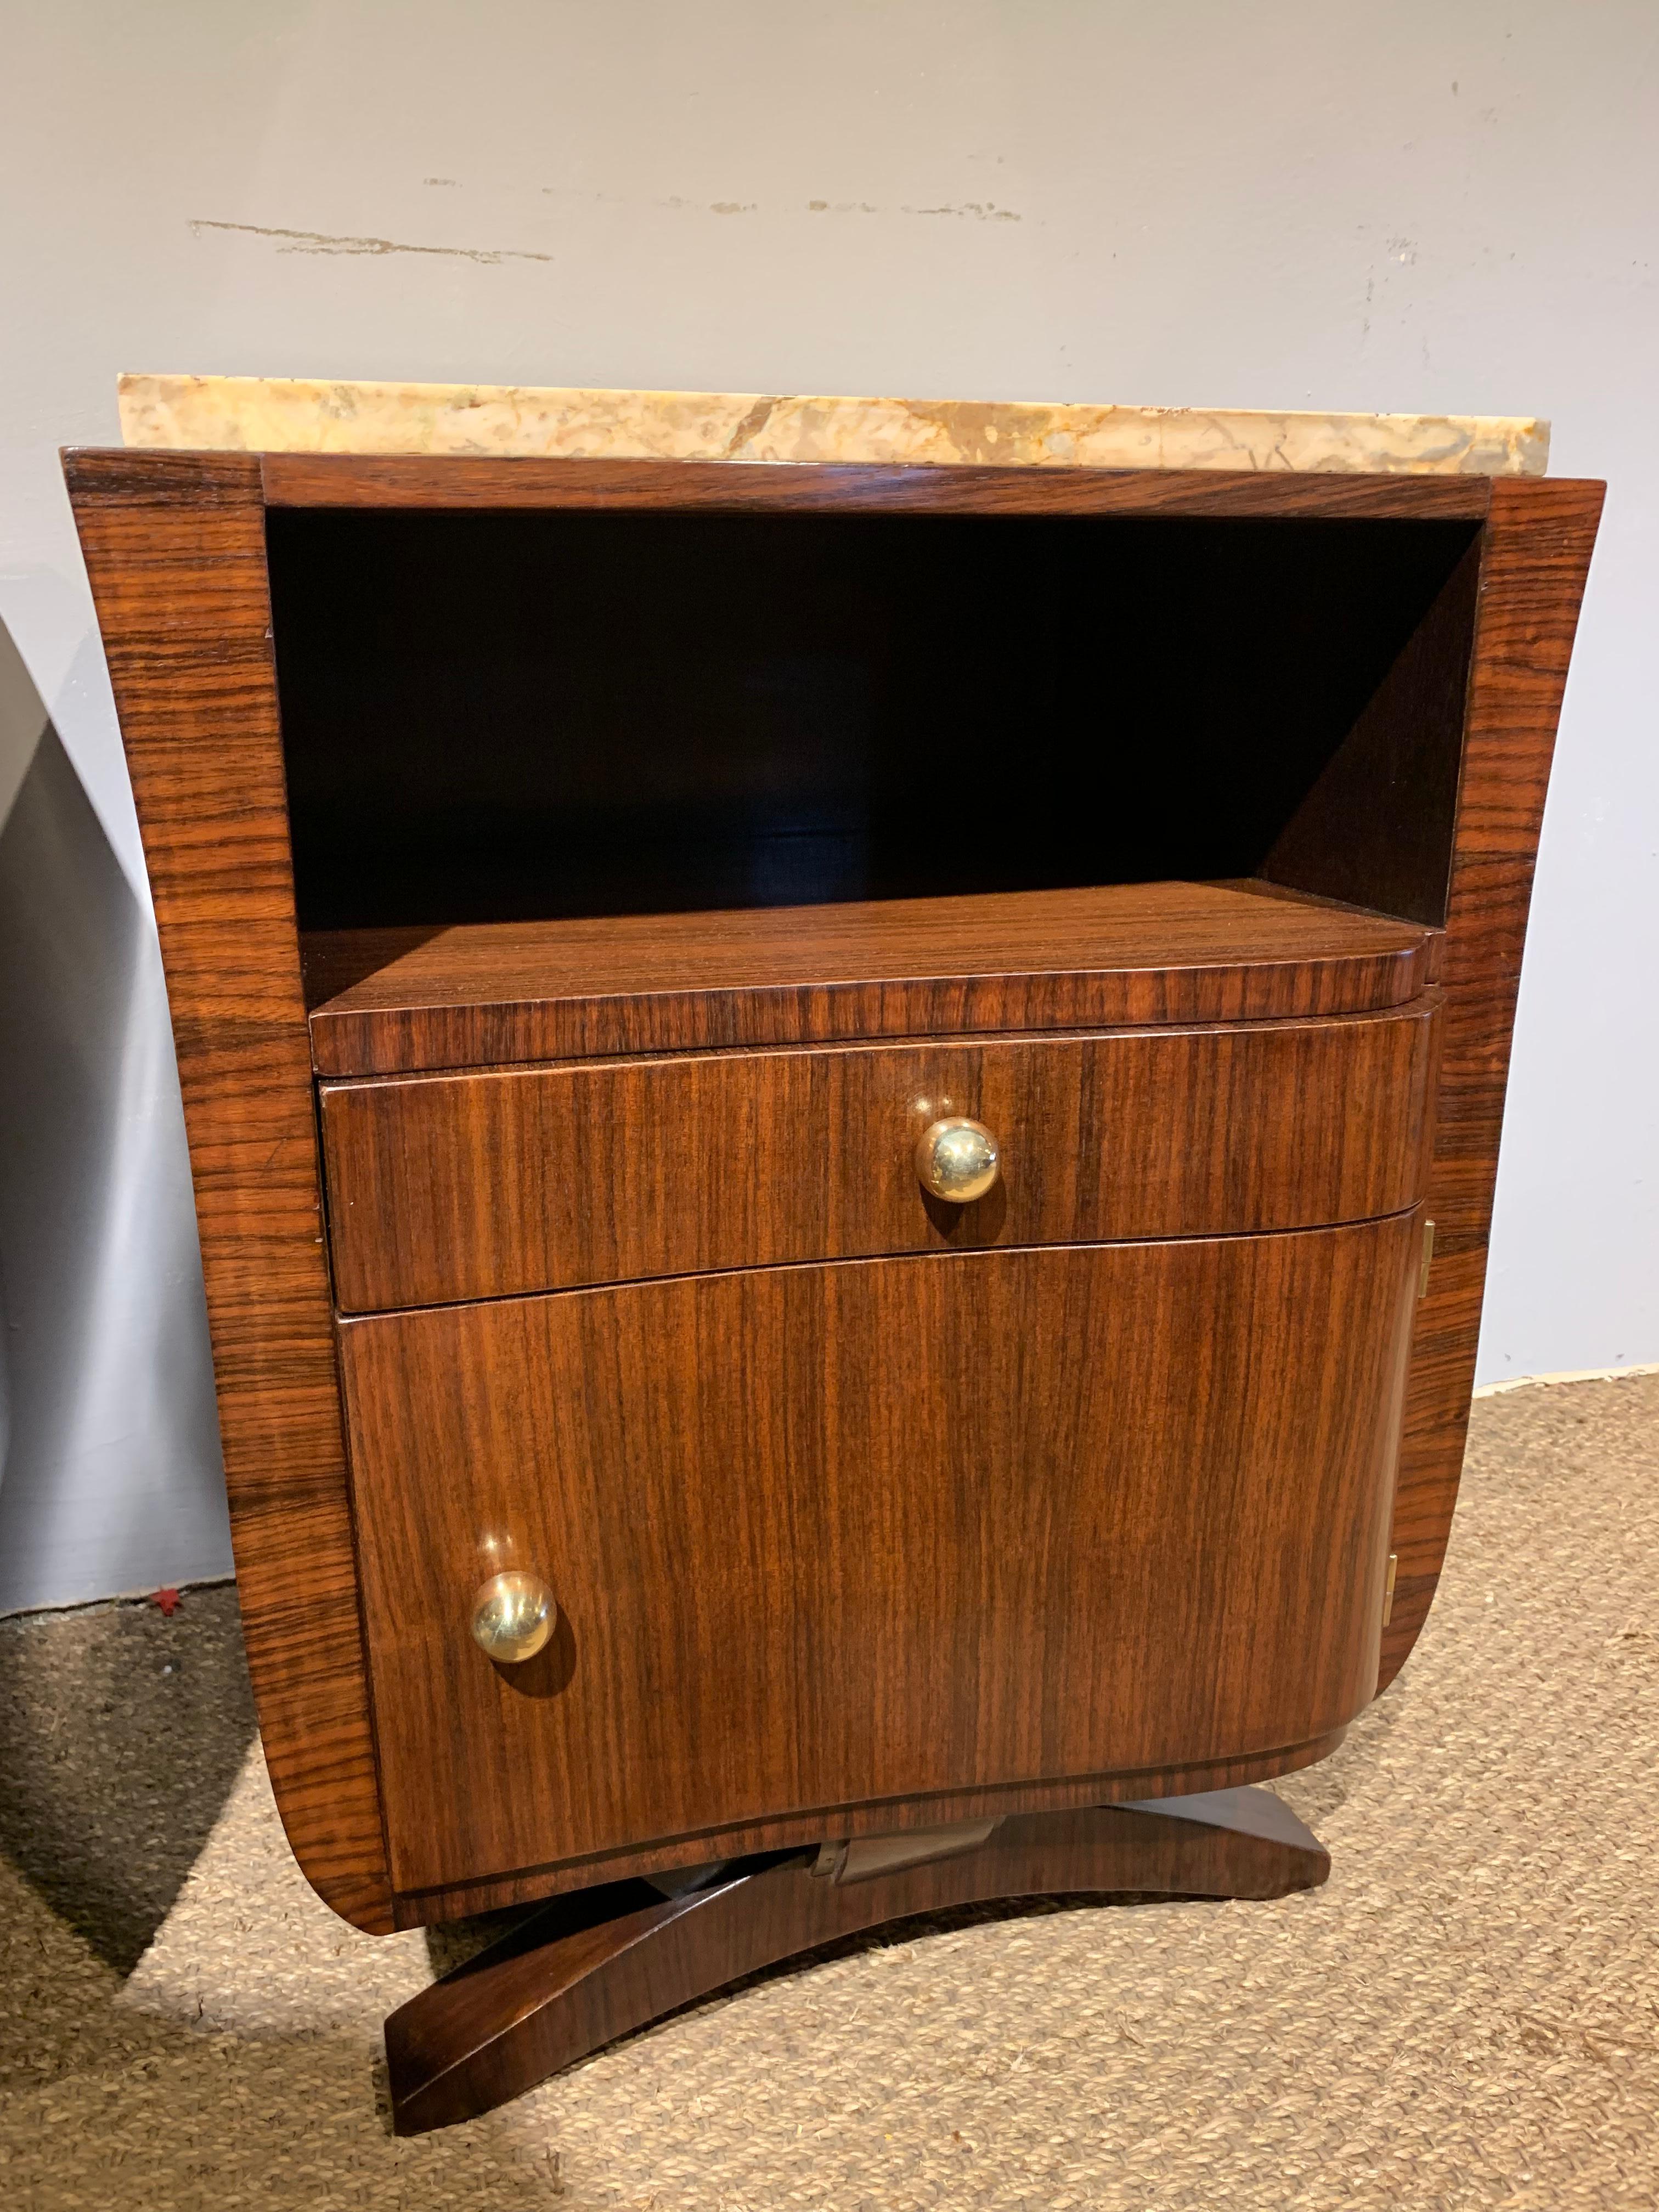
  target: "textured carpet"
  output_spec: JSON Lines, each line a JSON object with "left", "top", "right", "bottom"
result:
{"left": 1, "top": 1371, "right": 1656, "bottom": 2209}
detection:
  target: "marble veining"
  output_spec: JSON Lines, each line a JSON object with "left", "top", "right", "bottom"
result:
{"left": 117, "top": 374, "right": 1549, "bottom": 476}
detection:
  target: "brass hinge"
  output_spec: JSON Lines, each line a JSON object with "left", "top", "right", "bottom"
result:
{"left": 1382, "top": 1551, "right": 1398, "bottom": 1626}
{"left": 1418, "top": 1217, "right": 1436, "bottom": 1300}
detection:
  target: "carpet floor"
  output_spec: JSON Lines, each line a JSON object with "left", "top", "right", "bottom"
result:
{"left": 1, "top": 1371, "right": 1656, "bottom": 2210}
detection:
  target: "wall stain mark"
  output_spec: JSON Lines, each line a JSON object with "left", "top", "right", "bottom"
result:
{"left": 535, "top": 189, "right": 1025, "bottom": 223}
{"left": 809, "top": 199, "right": 1022, "bottom": 221}
{"left": 189, "top": 218, "right": 550, "bottom": 264}
{"left": 904, "top": 202, "right": 1022, "bottom": 221}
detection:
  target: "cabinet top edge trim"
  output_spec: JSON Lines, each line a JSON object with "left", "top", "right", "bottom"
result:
{"left": 61, "top": 445, "right": 1519, "bottom": 520}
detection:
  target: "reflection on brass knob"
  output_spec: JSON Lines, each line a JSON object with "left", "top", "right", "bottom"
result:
{"left": 915, "top": 1117, "right": 1001, "bottom": 1204}
{"left": 471, "top": 1571, "right": 556, "bottom": 1663}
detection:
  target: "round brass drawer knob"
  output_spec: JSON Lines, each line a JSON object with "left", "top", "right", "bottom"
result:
{"left": 471, "top": 1570, "right": 556, "bottom": 1664}
{"left": 915, "top": 1116, "right": 1001, "bottom": 1204}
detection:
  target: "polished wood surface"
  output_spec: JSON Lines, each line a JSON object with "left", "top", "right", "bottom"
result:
{"left": 321, "top": 1002, "right": 1438, "bottom": 1312}
{"left": 1373, "top": 476, "right": 1602, "bottom": 1684}
{"left": 263, "top": 451, "right": 1493, "bottom": 519}
{"left": 338, "top": 1220, "right": 1417, "bottom": 1898}
{"left": 62, "top": 450, "right": 393, "bottom": 1932}
{"left": 304, "top": 882, "right": 1432, "bottom": 1076}
{"left": 63, "top": 447, "right": 1601, "bottom": 1945}
{"left": 385, "top": 1726, "right": 1349, "bottom": 1925}
{"left": 385, "top": 1788, "right": 1330, "bottom": 2135}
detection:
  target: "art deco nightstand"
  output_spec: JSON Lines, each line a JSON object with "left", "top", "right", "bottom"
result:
{"left": 66, "top": 382, "right": 1600, "bottom": 2131}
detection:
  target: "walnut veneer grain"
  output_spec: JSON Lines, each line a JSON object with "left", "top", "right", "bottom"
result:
{"left": 303, "top": 882, "right": 1432, "bottom": 1077}
{"left": 1372, "top": 478, "right": 1603, "bottom": 1684}
{"left": 62, "top": 447, "right": 1600, "bottom": 1933}
{"left": 262, "top": 452, "right": 1496, "bottom": 520}
{"left": 338, "top": 1220, "right": 1418, "bottom": 1897}
{"left": 63, "top": 450, "right": 393, "bottom": 1931}
{"left": 320, "top": 1002, "right": 1437, "bottom": 1313}
{"left": 385, "top": 1790, "right": 1331, "bottom": 2134}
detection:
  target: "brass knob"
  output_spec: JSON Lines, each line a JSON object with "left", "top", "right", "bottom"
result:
{"left": 471, "top": 1570, "right": 556, "bottom": 1663}
{"left": 915, "top": 1117, "right": 1000, "bottom": 1204}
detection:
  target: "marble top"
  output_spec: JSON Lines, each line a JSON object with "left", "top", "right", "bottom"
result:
{"left": 117, "top": 374, "right": 1548, "bottom": 477}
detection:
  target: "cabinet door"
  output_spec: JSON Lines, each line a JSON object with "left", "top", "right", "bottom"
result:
{"left": 340, "top": 1219, "right": 1418, "bottom": 1897}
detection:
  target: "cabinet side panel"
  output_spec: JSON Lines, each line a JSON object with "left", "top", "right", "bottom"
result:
{"left": 1380, "top": 476, "right": 1604, "bottom": 1686}
{"left": 63, "top": 449, "right": 393, "bottom": 1931}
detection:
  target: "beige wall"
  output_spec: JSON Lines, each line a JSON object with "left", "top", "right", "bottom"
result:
{"left": 1, "top": 1, "right": 1655, "bottom": 1602}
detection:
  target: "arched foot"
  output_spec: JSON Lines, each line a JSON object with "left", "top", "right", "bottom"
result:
{"left": 386, "top": 1786, "right": 1327, "bottom": 2134}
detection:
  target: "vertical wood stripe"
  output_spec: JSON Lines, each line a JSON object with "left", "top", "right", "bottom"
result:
{"left": 1379, "top": 476, "right": 1603, "bottom": 1686}
{"left": 64, "top": 449, "right": 394, "bottom": 1931}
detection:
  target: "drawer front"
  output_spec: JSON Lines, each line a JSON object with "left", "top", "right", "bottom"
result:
{"left": 340, "top": 1218, "right": 1419, "bottom": 1897}
{"left": 321, "top": 1000, "right": 1437, "bottom": 1313}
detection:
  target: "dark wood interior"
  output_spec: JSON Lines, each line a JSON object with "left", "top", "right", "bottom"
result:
{"left": 268, "top": 506, "right": 1480, "bottom": 937}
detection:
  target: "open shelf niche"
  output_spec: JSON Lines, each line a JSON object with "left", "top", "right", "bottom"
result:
{"left": 267, "top": 502, "right": 1481, "bottom": 1022}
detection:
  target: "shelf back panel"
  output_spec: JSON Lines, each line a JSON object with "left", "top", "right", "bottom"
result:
{"left": 266, "top": 507, "right": 1479, "bottom": 933}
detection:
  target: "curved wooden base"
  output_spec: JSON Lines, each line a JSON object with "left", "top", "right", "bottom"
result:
{"left": 386, "top": 1786, "right": 1328, "bottom": 2135}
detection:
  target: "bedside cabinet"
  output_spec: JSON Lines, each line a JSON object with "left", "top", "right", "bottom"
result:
{"left": 66, "top": 444, "right": 1600, "bottom": 2131}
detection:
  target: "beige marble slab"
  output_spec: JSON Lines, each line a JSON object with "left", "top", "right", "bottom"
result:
{"left": 117, "top": 373, "right": 1548, "bottom": 476}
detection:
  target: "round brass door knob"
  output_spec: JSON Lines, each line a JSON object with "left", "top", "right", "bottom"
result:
{"left": 915, "top": 1116, "right": 1001, "bottom": 1204}
{"left": 471, "top": 1570, "right": 557, "bottom": 1663}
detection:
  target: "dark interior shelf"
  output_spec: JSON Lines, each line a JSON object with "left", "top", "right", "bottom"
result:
{"left": 267, "top": 506, "right": 1480, "bottom": 939}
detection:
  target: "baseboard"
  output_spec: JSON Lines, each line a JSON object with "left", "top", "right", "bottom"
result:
{"left": 1474, "top": 1361, "right": 1659, "bottom": 1398}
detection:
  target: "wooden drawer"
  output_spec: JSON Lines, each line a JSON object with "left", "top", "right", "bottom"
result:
{"left": 320, "top": 1000, "right": 1437, "bottom": 1313}
{"left": 339, "top": 1216, "right": 1420, "bottom": 1898}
